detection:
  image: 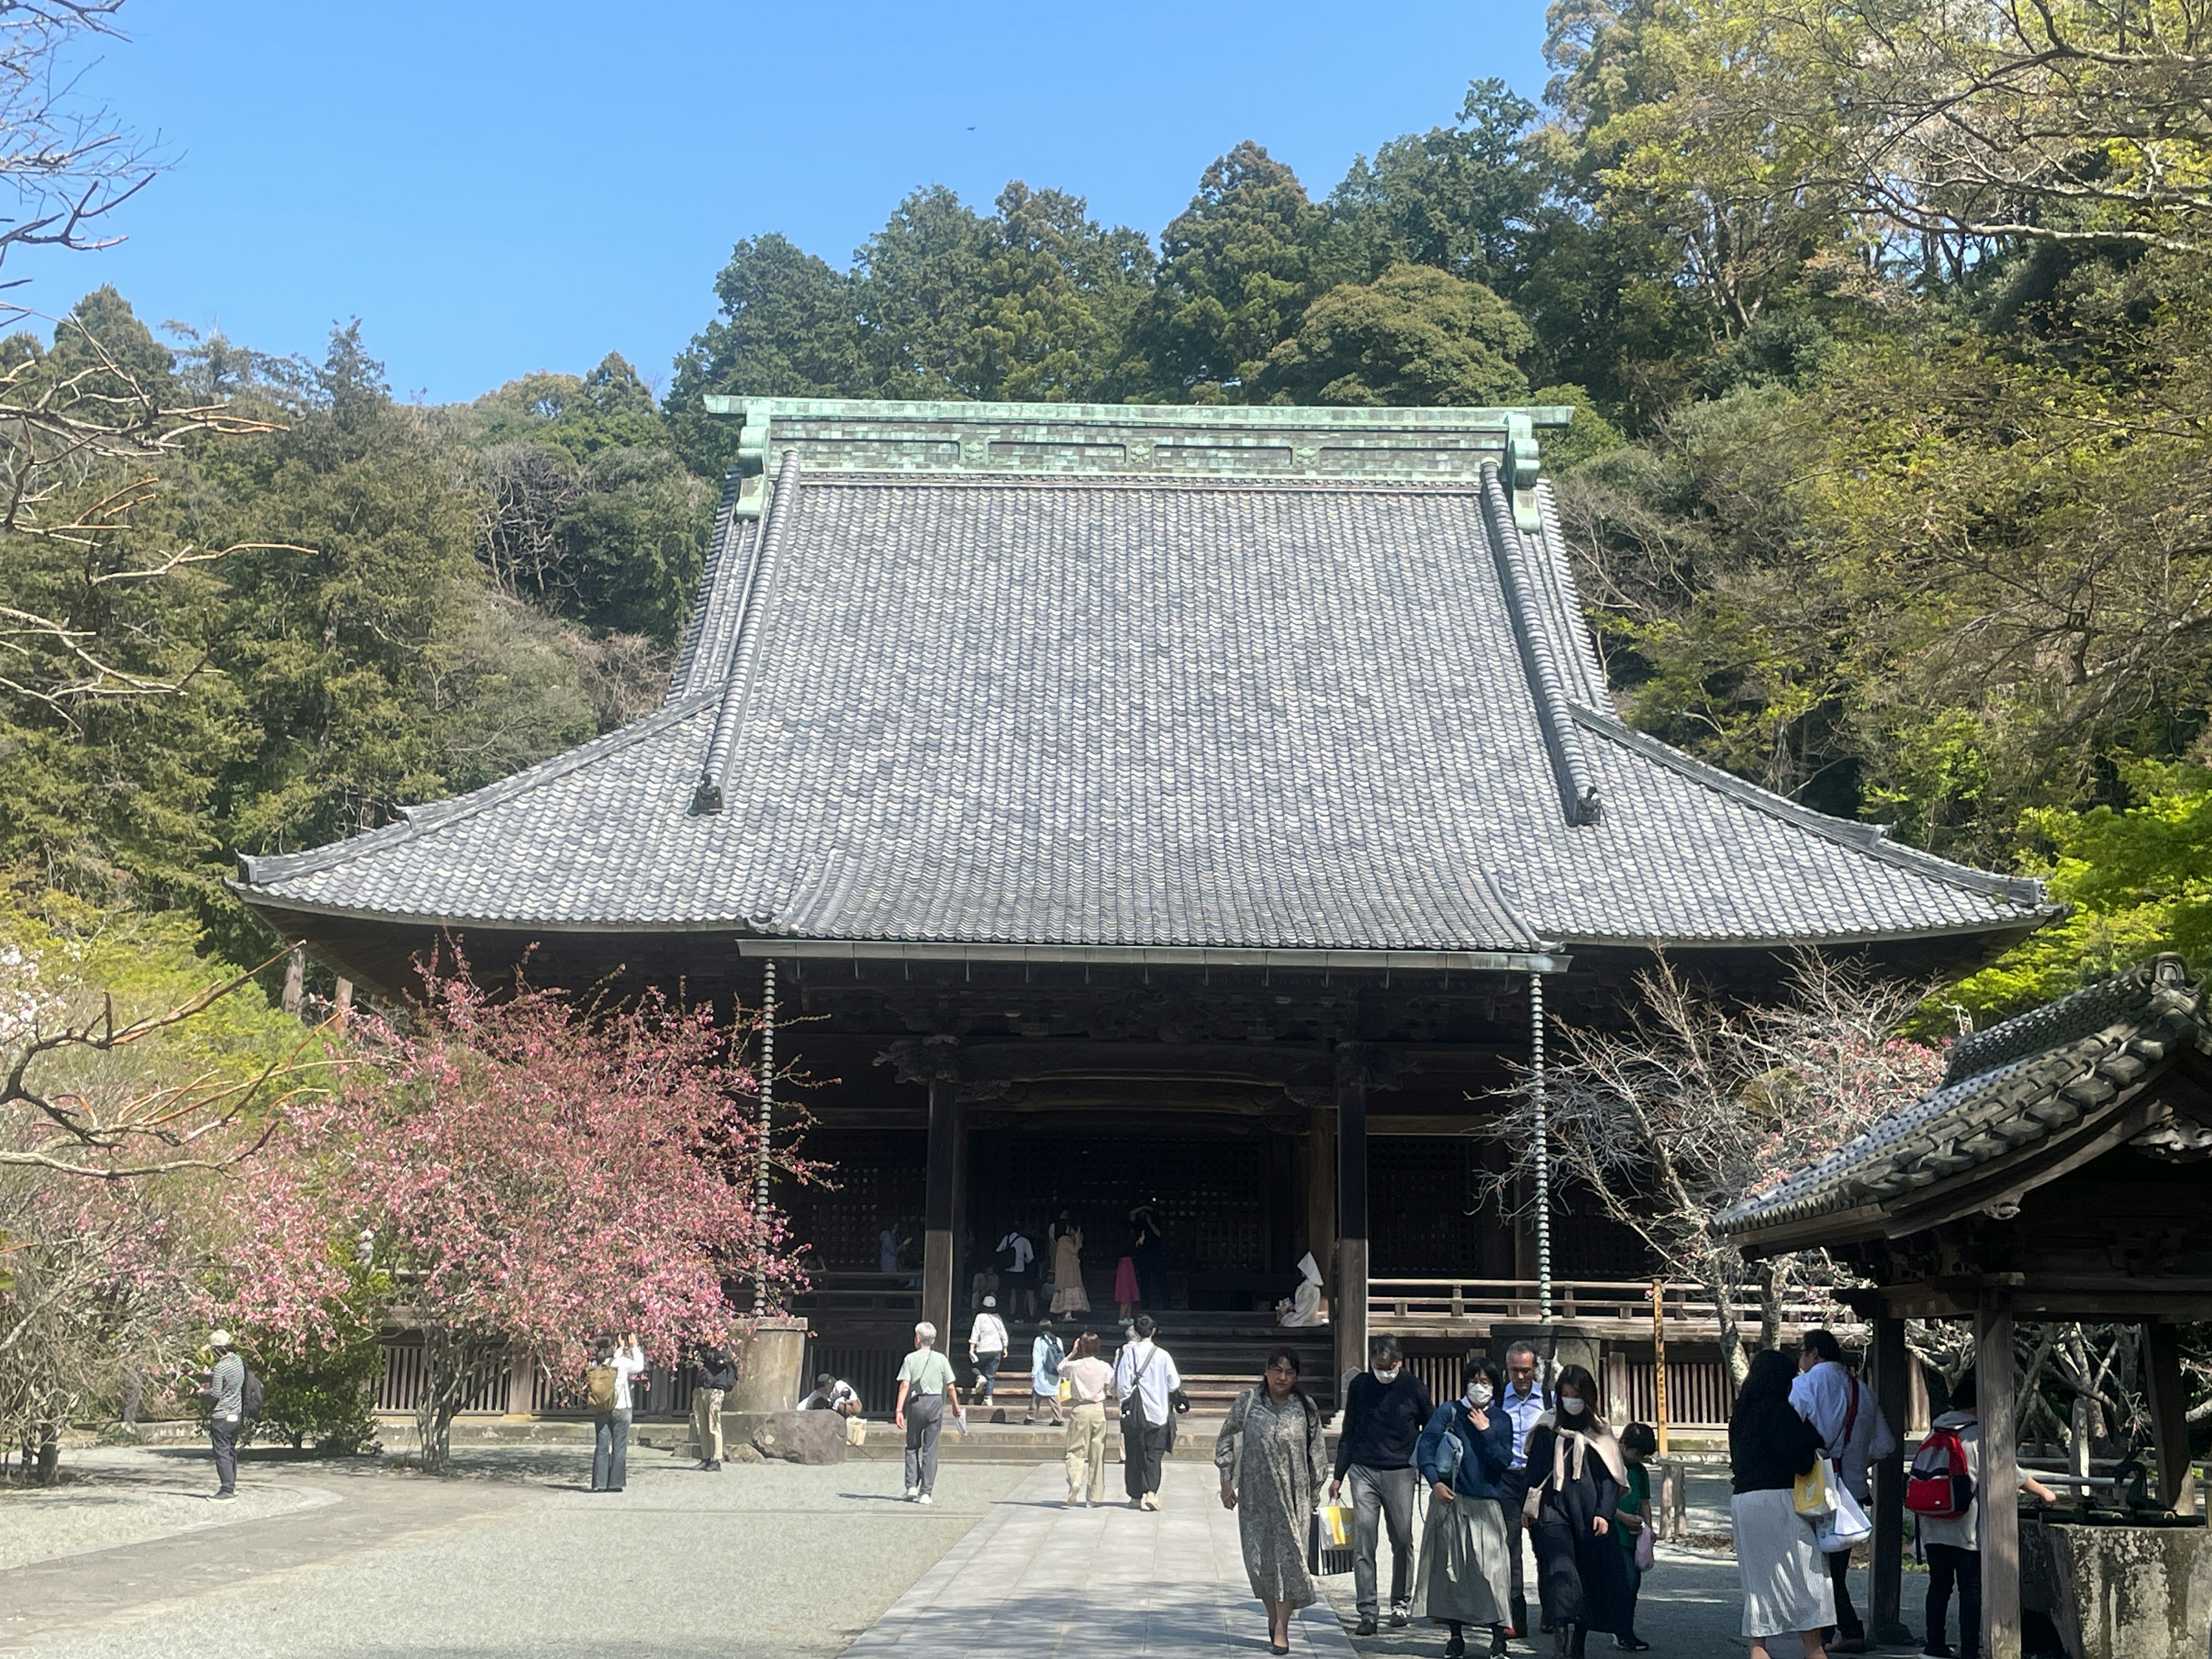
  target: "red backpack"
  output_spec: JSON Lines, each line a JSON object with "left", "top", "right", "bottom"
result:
{"left": 1905, "top": 1423, "right": 1974, "bottom": 1518}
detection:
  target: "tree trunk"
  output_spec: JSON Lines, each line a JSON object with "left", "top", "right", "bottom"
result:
{"left": 1758, "top": 1261, "right": 1784, "bottom": 1352}
{"left": 416, "top": 1330, "right": 474, "bottom": 1475}
{"left": 32, "top": 1416, "right": 59, "bottom": 1484}
{"left": 1710, "top": 1266, "right": 1752, "bottom": 1389}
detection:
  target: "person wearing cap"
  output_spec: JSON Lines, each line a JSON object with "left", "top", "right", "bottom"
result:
{"left": 202, "top": 1330, "right": 246, "bottom": 1498}
{"left": 968, "top": 1294, "right": 1009, "bottom": 1405}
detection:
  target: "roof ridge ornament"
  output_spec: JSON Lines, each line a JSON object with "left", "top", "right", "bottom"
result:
{"left": 694, "top": 449, "right": 801, "bottom": 815}
{"left": 1482, "top": 462, "right": 1601, "bottom": 828}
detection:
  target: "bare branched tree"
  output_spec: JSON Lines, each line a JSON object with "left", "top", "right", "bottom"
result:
{"left": 1478, "top": 953, "right": 1945, "bottom": 1384}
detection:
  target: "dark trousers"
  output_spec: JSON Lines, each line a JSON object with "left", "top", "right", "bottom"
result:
{"left": 1123, "top": 1414, "right": 1167, "bottom": 1499}
{"left": 592, "top": 1409, "right": 631, "bottom": 1491}
{"left": 973, "top": 1351, "right": 1002, "bottom": 1399}
{"left": 903, "top": 1393, "right": 944, "bottom": 1495}
{"left": 1926, "top": 1542, "right": 1980, "bottom": 1658}
{"left": 210, "top": 1416, "right": 241, "bottom": 1494}
{"left": 1827, "top": 1546, "right": 1863, "bottom": 1638}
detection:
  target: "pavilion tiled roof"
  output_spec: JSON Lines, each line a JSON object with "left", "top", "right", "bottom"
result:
{"left": 234, "top": 400, "right": 2050, "bottom": 960}
{"left": 1719, "top": 955, "right": 2212, "bottom": 1242}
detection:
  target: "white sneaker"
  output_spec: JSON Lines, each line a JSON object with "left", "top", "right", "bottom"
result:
{"left": 918, "top": 1492, "right": 934, "bottom": 1505}
{"left": 903, "top": 1486, "right": 918, "bottom": 1501}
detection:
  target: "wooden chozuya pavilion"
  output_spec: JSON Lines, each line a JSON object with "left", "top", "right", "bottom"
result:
{"left": 1724, "top": 954, "right": 2212, "bottom": 1659}
{"left": 232, "top": 397, "right": 2050, "bottom": 1406}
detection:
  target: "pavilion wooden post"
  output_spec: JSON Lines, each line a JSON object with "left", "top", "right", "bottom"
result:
{"left": 282, "top": 944, "right": 305, "bottom": 1014}
{"left": 1335, "top": 1046, "right": 1369, "bottom": 1389}
{"left": 1869, "top": 1315, "right": 1911, "bottom": 1643}
{"left": 921, "top": 1043, "right": 964, "bottom": 1351}
{"left": 1307, "top": 1108, "right": 1335, "bottom": 1319}
{"left": 2143, "top": 1321, "right": 2200, "bottom": 1514}
{"left": 1976, "top": 1295, "right": 2022, "bottom": 1659}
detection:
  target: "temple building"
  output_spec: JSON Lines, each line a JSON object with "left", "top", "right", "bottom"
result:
{"left": 233, "top": 398, "right": 2051, "bottom": 1407}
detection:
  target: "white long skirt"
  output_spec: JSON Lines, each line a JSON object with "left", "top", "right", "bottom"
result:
{"left": 1732, "top": 1488, "right": 1836, "bottom": 1638}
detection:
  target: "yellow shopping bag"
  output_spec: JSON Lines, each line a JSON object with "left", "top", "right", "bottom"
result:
{"left": 1319, "top": 1503, "right": 1354, "bottom": 1546}
{"left": 1793, "top": 1460, "right": 1834, "bottom": 1517}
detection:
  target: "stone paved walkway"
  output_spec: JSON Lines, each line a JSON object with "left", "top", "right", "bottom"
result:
{"left": 845, "top": 1461, "right": 1358, "bottom": 1658}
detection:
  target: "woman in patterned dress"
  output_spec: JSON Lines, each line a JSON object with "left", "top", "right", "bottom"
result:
{"left": 1215, "top": 1346, "right": 1327, "bottom": 1656}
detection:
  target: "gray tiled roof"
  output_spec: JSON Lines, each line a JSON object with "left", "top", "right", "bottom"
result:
{"left": 237, "top": 463, "right": 2048, "bottom": 955}
{"left": 1719, "top": 955, "right": 2211, "bottom": 1238}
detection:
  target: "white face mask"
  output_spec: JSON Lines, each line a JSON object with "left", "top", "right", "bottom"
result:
{"left": 1373, "top": 1365, "right": 1401, "bottom": 1384}
{"left": 1466, "top": 1384, "right": 1494, "bottom": 1408}
{"left": 1559, "top": 1396, "right": 1587, "bottom": 1417}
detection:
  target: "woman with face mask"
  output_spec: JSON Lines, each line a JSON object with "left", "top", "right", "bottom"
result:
{"left": 1520, "top": 1362, "right": 1636, "bottom": 1657}
{"left": 1412, "top": 1359, "right": 1517, "bottom": 1657}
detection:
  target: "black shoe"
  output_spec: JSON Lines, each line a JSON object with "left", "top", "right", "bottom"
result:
{"left": 1617, "top": 1639, "right": 1652, "bottom": 1653}
{"left": 1490, "top": 1632, "right": 1509, "bottom": 1658}
{"left": 707, "top": 1458, "right": 722, "bottom": 1471}
{"left": 1921, "top": 1646, "right": 1956, "bottom": 1658}
{"left": 211, "top": 1490, "right": 236, "bottom": 1501}
{"left": 1389, "top": 1610, "right": 1410, "bottom": 1627}
{"left": 1444, "top": 1634, "right": 1467, "bottom": 1658}
{"left": 1356, "top": 1616, "right": 1378, "bottom": 1637}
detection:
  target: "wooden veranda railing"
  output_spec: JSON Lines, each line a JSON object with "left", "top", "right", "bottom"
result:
{"left": 1366, "top": 1277, "right": 1861, "bottom": 1339}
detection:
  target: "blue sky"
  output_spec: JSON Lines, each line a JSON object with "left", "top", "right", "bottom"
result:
{"left": 29, "top": 2, "right": 1553, "bottom": 404}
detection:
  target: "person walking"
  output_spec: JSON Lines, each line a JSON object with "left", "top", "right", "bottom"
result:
{"left": 691, "top": 1336, "right": 736, "bottom": 1471}
{"left": 589, "top": 1331, "right": 647, "bottom": 1493}
{"left": 203, "top": 1330, "right": 247, "bottom": 1499}
{"left": 1130, "top": 1198, "right": 1170, "bottom": 1310}
{"left": 893, "top": 1321, "right": 962, "bottom": 1505}
{"left": 1217, "top": 1346, "right": 1328, "bottom": 1657}
{"left": 1330, "top": 1334, "right": 1435, "bottom": 1635}
{"left": 998, "top": 1224, "right": 1038, "bottom": 1320}
{"left": 1499, "top": 1339, "right": 1547, "bottom": 1637}
{"left": 1058, "top": 1329, "right": 1116, "bottom": 1506}
{"left": 1523, "top": 1362, "right": 1635, "bottom": 1658}
{"left": 1915, "top": 1370, "right": 2058, "bottom": 1659}
{"left": 1412, "top": 1358, "right": 1516, "bottom": 1658}
{"left": 967, "top": 1294, "right": 1009, "bottom": 1406}
{"left": 1026, "top": 1316, "right": 1066, "bottom": 1426}
{"left": 1614, "top": 1422, "right": 1657, "bottom": 1652}
{"left": 1790, "top": 1329, "right": 1897, "bottom": 1653}
{"left": 1729, "top": 1347, "right": 1834, "bottom": 1659}
{"left": 1050, "top": 1213, "right": 1090, "bottom": 1315}
{"left": 1115, "top": 1313, "right": 1182, "bottom": 1510}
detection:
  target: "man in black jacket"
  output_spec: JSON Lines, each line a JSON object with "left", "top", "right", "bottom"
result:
{"left": 1329, "top": 1335, "right": 1434, "bottom": 1635}
{"left": 691, "top": 1339, "right": 737, "bottom": 1470}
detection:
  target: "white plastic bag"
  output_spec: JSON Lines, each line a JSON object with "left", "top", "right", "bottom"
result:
{"left": 1816, "top": 1474, "right": 1872, "bottom": 1553}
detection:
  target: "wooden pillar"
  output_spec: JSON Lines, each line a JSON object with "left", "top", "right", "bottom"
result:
{"left": 1306, "top": 1108, "right": 1335, "bottom": 1311}
{"left": 1335, "top": 1050, "right": 1369, "bottom": 1388}
{"left": 1870, "top": 1315, "right": 1911, "bottom": 1643}
{"left": 281, "top": 943, "right": 305, "bottom": 1014}
{"left": 333, "top": 977, "right": 354, "bottom": 1028}
{"left": 2143, "top": 1321, "right": 2200, "bottom": 1515}
{"left": 922, "top": 1060, "right": 963, "bottom": 1351}
{"left": 1976, "top": 1296, "right": 2021, "bottom": 1659}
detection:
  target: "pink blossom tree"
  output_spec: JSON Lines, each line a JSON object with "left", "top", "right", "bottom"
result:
{"left": 1479, "top": 952, "right": 1947, "bottom": 1384}
{"left": 233, "top": 959, "right": 808, "bottom": 1472}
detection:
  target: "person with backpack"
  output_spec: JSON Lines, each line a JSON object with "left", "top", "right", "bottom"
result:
{"left": 1791, "top": 1330, "right": 1897, "bottom": 1653}
{"left": 201, "top": 1330, "right": 253, "bottom": 1499}
{"left": 690, "top": 1337, "right": 737, "bottom": 1471}
{"left": 1411, "top": 1359, "right": 1515, "bottom": 1658}
{"left": 1025, "top": 1316, "right": 1065, "bottom": 1426}
{"left": 588, "top": 1331, "right": 647, "bottom": 1493}
{"left": 1908, "top": 1370, "right": 2058, "bottom": 1659}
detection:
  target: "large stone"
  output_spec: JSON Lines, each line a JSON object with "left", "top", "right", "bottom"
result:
{"left": 751, "top": 1409, "right": 847, "bottom": 1465}
{"left": 2044, "top": 1520, "right": 2212, "bottom": 1659}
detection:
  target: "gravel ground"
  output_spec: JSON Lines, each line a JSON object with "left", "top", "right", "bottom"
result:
{"left": 5, "top": 1443, "right": 1030, "bottom": 1658}
{"left": 0, "top": 1451, "right": 331, "bottom": 1572}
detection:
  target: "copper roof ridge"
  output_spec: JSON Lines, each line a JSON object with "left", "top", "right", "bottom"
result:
{"left": 694, "top": 449, "right": 800, "bottom": 815}
{"left": 1482, "top": 461, "right": 1600, "bottom": 828}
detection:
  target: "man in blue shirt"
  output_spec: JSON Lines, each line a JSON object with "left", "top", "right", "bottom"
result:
{"left": 1498, "top": 1340, "right": 1546, "bottom": 1638}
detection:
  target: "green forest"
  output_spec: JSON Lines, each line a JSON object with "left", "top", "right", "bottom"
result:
{"left": 6, "top": 0, "right": 2210, "bottom": 1020}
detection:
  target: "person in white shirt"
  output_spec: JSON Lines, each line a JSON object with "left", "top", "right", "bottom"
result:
{"left": 1058, "top": 1330, "right": 1118, "bottom": 1506}
{"left": 803, "top": 1373, "right": 861, "bottom": 1415}
{"left": 968, "top": 1295, "right": 1010, "bottom": 1404}
{"left": 1113, "top": 1314, "right": 1183, "bottom": 1510}
{"left": 998, "top": 1226, "right": 1039, "bottom": 1320}
{"left": 1790, "top": 1330, "right": 1896, "bottom": 1653}
{"left": 590, "top": 1331, "right": 647, "bottom": 1493}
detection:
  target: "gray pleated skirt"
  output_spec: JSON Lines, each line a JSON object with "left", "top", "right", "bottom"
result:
{"left": 1412, "top": 1493, "right": 1511, "bottom": 1627}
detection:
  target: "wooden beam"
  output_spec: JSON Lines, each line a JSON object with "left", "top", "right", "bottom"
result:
{"left": 1870, "top": 1316, "right": 1911, "bottom": 1644}
{"left": 2143, "top": 1322, "right": 2200, "bottom": 1515}
{"left": 1977, "top": 1296, "right": 2021, "bottom": 1659}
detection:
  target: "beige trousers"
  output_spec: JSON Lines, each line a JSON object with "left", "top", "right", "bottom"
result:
{"left": 1064, "top": 1402, "right": 1107, "bottom": 1502}
{"left": 692, "top": 1387, "right": 726, "bottom": 1461}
